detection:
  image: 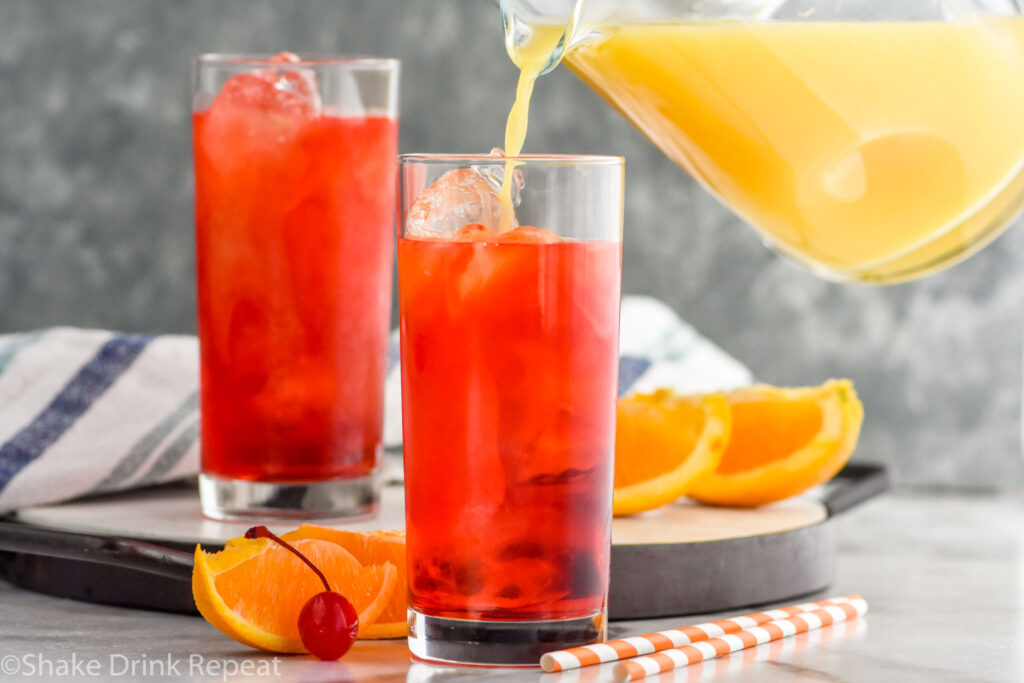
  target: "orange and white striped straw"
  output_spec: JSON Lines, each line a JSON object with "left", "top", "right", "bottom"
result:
{"left": 612, "top": 597, "right": 868, "bottom": 681}
{"left": 540, "top": 594, "right": 865, "bottom": 673}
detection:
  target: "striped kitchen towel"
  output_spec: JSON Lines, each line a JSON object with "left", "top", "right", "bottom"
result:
{"left": 0, "top": 329, "right": 198, "bottom": 513}
{"left": 0, "top": 296, "right": 751, "bottom": 512}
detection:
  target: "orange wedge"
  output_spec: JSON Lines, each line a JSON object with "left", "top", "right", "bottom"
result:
{"left": 192, "top": 536, "right": 397, "bottom": 653}
{"left": 282, "top": 526, "right": 408, "bottom": 639}
{"left": 613, "top": 389, "right": 731, "bottom": 516}
{"left": 689, "top": 379, "right": 863, "bottom": 507}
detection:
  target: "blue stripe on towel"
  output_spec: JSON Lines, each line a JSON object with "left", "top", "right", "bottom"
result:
{"left": 136, "top": 419, "right": 199, "bottom": 486}
{"left": 0, "top": 334, "right": 153, "bottom": 492}
{"left": 618, "top": 355, "right": 652, "bottom": 397}
{"left": 87, "top": 390, "right": 198, "bottom": 495}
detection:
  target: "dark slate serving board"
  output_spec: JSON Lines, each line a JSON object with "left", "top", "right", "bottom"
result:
{"left": 0, "top": 464, "right": 887, "bottom": 620}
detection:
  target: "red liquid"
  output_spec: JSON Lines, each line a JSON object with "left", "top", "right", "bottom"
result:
{"left": 399, "top": 227, "right": 621, "bottom": 621}
{"left": 194, "top": 73, "right": 397, "bottom": 482}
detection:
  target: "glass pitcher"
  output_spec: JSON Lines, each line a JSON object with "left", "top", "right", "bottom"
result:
{"left": 501, "top": 0, "right": 1024, "bottom": 283}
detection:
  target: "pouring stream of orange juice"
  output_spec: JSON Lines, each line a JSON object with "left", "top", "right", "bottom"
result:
{"left": 497, "top": 8, "right": 583, "bottom": 231}
{"left": 499, "top": 5, "right": 1024, "bottom": 281}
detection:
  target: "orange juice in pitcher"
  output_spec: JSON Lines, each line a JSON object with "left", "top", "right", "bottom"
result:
{"left": 502, "top": 1, "right": 1024, "bottom": 282}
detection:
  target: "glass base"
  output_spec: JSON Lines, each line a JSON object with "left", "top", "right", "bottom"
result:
{"left": 199, "top": 472, "right": 380, "bottom": 521}
{"left": 407, "top": 608, "right": 606, "bottom": 667}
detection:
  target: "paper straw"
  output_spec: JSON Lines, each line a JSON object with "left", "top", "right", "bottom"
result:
{"left": 540, "top": 594, "right": 865, "bottom": 672}
{"left": 612, "top": 597, "right": 868, "bottom": 681}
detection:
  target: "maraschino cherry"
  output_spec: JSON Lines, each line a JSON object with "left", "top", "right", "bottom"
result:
{"left": 245, "top": 526, "right": 358, "bottom": 660}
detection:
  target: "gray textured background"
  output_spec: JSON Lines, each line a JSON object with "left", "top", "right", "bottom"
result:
{"left": 1, "top": 0, "right": 1022, "bottom": 488}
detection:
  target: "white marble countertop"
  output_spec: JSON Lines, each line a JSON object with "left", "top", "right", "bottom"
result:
{"left": 1, "top": 490, "right": 1022, "bottom": 682}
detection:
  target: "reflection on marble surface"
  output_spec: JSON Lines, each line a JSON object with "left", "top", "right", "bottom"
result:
{"left": 405, "top": 620, "right": 868, "bottom": 683}
{"left": 1, "top": 491, "right": 1023, "bottom": 682}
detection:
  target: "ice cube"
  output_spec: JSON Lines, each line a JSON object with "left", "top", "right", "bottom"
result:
{"left": 208, "top": 52, "right": 320, "bottom": 119}
{"left": 451, "top": 223, "right": 499, "bottom": 243}
{"left": 405, "top": 167, "right": 518, "bottom": 238}
{"left": 267, "top": 52, "right": 322, "bottom": 113}
{"left": 209, "top": 73, "right": 311, "bottom": 123}
{"left": 562, "top": 549, "right": 604, "bottom": 600}
{"left": 268, "top": 51, "right": 301, "bottom": 64}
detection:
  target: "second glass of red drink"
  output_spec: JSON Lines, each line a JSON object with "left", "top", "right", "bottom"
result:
{"left": 192, "top": 54, "right": 399, "bottom": 520}
{"left": 398, "top": 153, "right": 624, "bottom": 665}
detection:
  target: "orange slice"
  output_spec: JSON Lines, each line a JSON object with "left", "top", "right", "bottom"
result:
{"left": 689, "top": 379, "right": 863, "bottom": 507}
{"left": 282, "top": 526, "right": 408, "bottom": 639}
{"left": 613, "top": 389, "right": 731, "bottom": 516}
{"left": 192, "top": 536, "right": 397, "bottom": 653}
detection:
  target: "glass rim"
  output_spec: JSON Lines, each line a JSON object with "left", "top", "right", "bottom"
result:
{"left": 400, "top": 153, "right": 624, "bottom": 166}
{"left": 194, "top": 53, "right": 399, "bottom": 69}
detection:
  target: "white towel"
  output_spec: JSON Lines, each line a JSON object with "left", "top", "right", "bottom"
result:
{"left": 0, "top": 296, "right": 751, "bottom": 512}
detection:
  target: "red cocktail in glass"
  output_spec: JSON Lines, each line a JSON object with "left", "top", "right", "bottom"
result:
{"left": 193, "top": 53, "right": 398, "bottom": 520}
{"left": 398, "top": 155, "right": 624, "bottom": 665}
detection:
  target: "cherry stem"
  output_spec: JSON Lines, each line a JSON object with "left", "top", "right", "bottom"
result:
{"left": 245, "top": 525, "right": 332, "bottom": 593}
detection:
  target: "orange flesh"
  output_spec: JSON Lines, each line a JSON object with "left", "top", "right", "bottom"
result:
{"left": 210, "top": 539, "right": 390, "bottom": 640}
{"left": 717, "top": 400, "right": 823, "bottom": 475}
{"left": 614, "top": 399, "right": 706, "bottom": 487}
{"left": 283, "top": 527, "right": 407, "bottom": 626}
